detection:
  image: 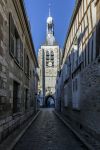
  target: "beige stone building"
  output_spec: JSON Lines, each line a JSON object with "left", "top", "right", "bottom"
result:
{"left": 38, "top": 10, "right": 61, "bottom": 106}
{"left": 56, "top": 0, "right": 100, "bottom": 140}
{"left": 0, "top": 0, "right": 38, "bottom": 142}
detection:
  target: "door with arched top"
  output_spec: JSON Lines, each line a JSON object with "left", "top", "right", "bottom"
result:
{"left": 45, "top": 96, "right": 55, "bottom": 108}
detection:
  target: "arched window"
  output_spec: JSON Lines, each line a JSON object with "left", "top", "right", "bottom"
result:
{"left": 50, "top": 51, "right": 54, "bottom": 60}
{"left": 46, "top": 50, "right": 54, "bottom": 67}
{"left": 46, "top": 51, "right": 50, "bottom": 67}
{"left": 46, "top": 51, "right": 49, "bottom": 56}
{"left": 50, "top": 51, "right": 54, "bottom": 67}
{"left": 51, "top": 51, "right": 54, "bottom": 56}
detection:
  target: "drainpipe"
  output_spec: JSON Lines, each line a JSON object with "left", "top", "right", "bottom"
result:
{"left": 42, "top": 49, "right": 45, "bottom": 107}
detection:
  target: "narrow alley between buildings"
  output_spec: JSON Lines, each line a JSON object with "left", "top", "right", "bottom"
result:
{"left": 13, "top": 109, "right": 87, "bottom": 150}
{"left": 0, "top": 0, "right": 100, "bottom": 150}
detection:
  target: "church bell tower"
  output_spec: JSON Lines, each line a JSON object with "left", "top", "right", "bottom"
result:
{"left": 38, "top": 7, "right": 61, "bottom": 107}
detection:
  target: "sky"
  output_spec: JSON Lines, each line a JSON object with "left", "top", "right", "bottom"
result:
{"left": 24, "top": 0, "right": 75, "bottom": 55}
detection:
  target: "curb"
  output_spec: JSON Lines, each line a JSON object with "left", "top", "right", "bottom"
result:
{"left": 54, "top": 110, "right": 94, "bottom": 150}
{"left": 1, "top": 111, "right": 41, "bottom": 150}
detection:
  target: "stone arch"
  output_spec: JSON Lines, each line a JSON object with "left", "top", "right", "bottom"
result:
{"left": 45, "top": 95, "right": 55, "bottom": 108}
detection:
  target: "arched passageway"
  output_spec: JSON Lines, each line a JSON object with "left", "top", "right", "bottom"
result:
{"left": 45, "top": 95, "right": 55, "bottom": 108}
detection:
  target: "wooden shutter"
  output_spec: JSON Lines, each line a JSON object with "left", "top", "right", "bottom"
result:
{"left": 9, "top": 13, "right": 15, "bottom": 55}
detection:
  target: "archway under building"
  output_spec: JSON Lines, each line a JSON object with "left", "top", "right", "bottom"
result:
{"left": 45, "top": 95, "right": 55, "bottom": 108}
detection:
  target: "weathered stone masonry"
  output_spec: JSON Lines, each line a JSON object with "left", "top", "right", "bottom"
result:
{"left": 0, "top": 0, "right": 38, "bottom": 142}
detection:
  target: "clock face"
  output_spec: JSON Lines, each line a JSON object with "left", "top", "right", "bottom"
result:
{"left": 48, "top": 62, "right": 52, "bottom": 67}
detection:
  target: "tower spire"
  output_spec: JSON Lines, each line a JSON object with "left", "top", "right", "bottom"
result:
{"left": 49, "top": 8, "right": 51, "bottom": 17}
{"left": 46, "top": 3, "right": 55, "bottom": 45}
{"left": 49, "top": 3, "right": 51, "bottom": 17}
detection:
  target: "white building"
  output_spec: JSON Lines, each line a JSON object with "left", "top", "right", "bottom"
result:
{"left": 55, "top": 0, "right": 100, "bottom": 141}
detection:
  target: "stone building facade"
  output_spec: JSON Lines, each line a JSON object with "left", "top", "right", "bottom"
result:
{"left": 0, "top": 0, "right": 38, "bottom": 142}
{"left": 38, "top": 10, "right": 61, "bottom": 106}
{"left": 56, "top": 0, "right": 100, "bottom": 139}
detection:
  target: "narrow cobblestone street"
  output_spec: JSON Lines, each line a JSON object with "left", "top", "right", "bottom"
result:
{"left": 14, "top": 109, "right": 87, "bottom": 150}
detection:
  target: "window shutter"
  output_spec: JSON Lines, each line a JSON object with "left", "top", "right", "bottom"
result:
{"left": 20, "top": 40, "right": 23, "bottom": 67}
{"left": 9, "top": 13, "right": 15, "bottom": 55}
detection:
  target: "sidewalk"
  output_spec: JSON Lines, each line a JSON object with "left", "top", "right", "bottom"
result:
{"left": 54, "top": 110, "right": 100, "bottom": 150}
{"left": 0, "top": 111, "right": 40, "bottom": 150}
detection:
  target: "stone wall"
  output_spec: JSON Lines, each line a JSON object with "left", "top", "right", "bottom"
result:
{"left": 0, "top": 109, "right": 34, "bottom": 142}
{"left": 0, "top": 0, "right": 38, "bottom": 142}
{"left": 0, "top": 0, "right": 11, "bottom": 116}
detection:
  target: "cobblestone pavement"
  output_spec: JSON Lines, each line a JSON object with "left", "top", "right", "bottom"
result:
{"left": 14, "top": 108, "right": 87, "bottom": 150}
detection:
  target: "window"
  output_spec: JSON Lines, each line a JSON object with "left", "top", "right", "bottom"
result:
{"left": 96, "top": 21, "right": 100, "bottom": 57}
{"left": 46, "top": 51, "right": 49, "bottom": 56}
{"left": 13, "top": 81, "right": 20, "bottom": 113}
{"left": 72, "top": 77, "right": 80, "bottom": 110}
{"left": 0, "top": 77, "right": 6, "bottom": 89}
{"left": 51, "top": 51, "right": 54, "bottom": 60}
{"left": 46, "top": 51, "right": 49, "bottom": 67}
{"left": 88, "top": 41, "right": 90, "bottom": 64}
{"left": 26, "top": 55, "right": 29, "bottom": 76}
{"left": 25, "top": 89, "right": 28, "bottom": 110}
{"left": 84, "top": 47, "right": 86, "bottom": 67}
{"left": 73, "top": 80, "right": 75, "bottom": 92}
{"left": 14, "top": 29, "right": 20, "bottom": 62}
{"left": 64, "top": 85, "right": 68, "bottom": 107}
{"left": 46, "top": 61, "right": 49, "bottom": 66}
{"left": 24, "top": 50, "right": 29, "bottom": 76}
{"left": 20, "top": 41, "right": 23, "bottom": 67}
{"left": 50, "top": 51, "right": 54, "bottom": 67}
{"left": 0, "top": 63, "right": 2, "bottom": 71}
{"left": 9, "top": 13, "right": 23, "bottom": 67}
{"left": 46, "top": 50, "right": 54, "bottom": 67}
{"left": 24, "top": 50, "right": 26, "bottom": 73}
{"left": 73, "top": 78, "right": 78, "bottom": 92}
{"left": 52, "top": 61, "right": 54, "bottom": 67}
{"left": 9, "top": 13, "right": 15, "bottom": 55}
{"left": 75, "top": 78, "right": 78, "bottom": 91}
{"left": 46, "top": 51, "right": 49, "bottom": 59}
{"left": 91, "top": 39, "right": 94, "bottom": 62}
